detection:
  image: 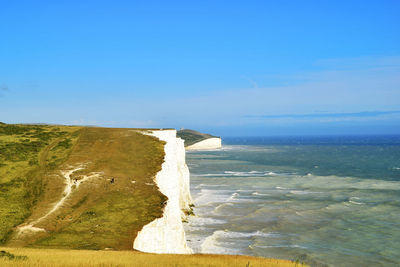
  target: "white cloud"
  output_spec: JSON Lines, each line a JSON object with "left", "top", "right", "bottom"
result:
{"left": 137, "top": 56, "right": 400, "bottom": 128}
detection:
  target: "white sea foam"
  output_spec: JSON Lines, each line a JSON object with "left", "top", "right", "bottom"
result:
{"left": 188, "top": 217, "right": 226, "bottom": 226}
{"left": 201, "top": 232, "right": 237, "bottom": 254}
{"left": 224, "top": 171, "right": 263, "bottom": 177}
{"left": 213, "top": 203, "right": 234, "bottom": 214}
{"left": 252, "top": 192, "right": 269, "bottom": 196}
{"left": 193, "top": 173, "right": 227, "bottom": 177}
{"left": 228, "top": 192, "right": 239, "bottom": 200}
{"left": 349, "top": 197, "right": 365, "bottom": 205}
{"left": 349, "top": 200, "right": 365, "bottom": 205}
{"left": 206, "top": 230, "right": 279, "bottom": 240}
{"left": 197, "top": 183, "right": 228, "bottom": 187}
{"left": 289, "top": 190, "right": 323, "bottom": 195}
{"left": 194, "top": 189, "right": 232, "bottom": 205}
{"left": 193, "top": 171, "right": 278, "bottom": 177}
{"left": 201, "top": 230, "right": 277, "bottom": 254}
{"left": 225, "top": 231, "right": 280, "bottom": 238}
{"left": 275, "top": 186, "right": 288, "bottom": 190}
{"left": 251, "top": 244, "right": 307, "bottom": 249}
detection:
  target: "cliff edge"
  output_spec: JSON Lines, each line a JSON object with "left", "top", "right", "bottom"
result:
{"left": 177, "top": 129, "right": 222, "bottom": 150}
{"left": 133, "top": 130, "right": 193, "bottom": 254}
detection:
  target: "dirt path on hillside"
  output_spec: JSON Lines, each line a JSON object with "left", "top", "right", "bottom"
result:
{"left": 13, "top": 137, "right": 65, "bottom": 235}
{"left": 17, "top": 166, "right": 102, "bottom": 235}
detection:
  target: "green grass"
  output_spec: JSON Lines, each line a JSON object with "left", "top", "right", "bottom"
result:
{"left": 177, "top": 129, "right": 218, "bottom": 147}
{"left": 0, "top": 124, "right": 80, "bottom": 244}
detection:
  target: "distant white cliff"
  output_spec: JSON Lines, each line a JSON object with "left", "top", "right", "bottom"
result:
{"left": 133, "top": 130, "right": 193, "bottom": 254}
{"left": 186, "top": 137, "right": 222, "bottom": 151}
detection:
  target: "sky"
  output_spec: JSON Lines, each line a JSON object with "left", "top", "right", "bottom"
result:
{"left": 1, "top": 0, "right": 399, "bottom": 136}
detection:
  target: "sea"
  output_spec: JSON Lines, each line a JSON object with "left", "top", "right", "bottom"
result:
{"left": 183, "top": 135, "right": 400, "bottom": 267}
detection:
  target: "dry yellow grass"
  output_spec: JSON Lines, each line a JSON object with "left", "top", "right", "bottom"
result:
{"left": 0, "top": 247, "right": 308, "bottom": 267}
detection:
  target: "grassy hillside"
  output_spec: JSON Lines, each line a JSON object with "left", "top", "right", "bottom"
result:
{"left": 177, "top": 129, "right": 219, "bottom": 147}
{"left": 0, "top": 247, "right": 308, "bottom": 266}
{"left": 0, "top": 123, "right": 167, "bottom": 250}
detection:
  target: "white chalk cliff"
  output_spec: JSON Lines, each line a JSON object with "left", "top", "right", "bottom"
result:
{"left": 133, "top": 130, "right": 193, "bottom": 254}
{"left": 186, "top": 137, "right": 222, "bottom": 151}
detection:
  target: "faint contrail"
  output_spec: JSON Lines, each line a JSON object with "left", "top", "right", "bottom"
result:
{"left": 241, "top": 76, "right": 259, "bottom": 89}
{"left": 0, "top": 84, "right": 8, "bottom": 97}
{"left": 0, "top": 84, "right": 8, "bottom": 91}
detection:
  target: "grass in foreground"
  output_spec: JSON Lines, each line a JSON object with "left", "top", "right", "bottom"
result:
{"left": 0, "top": 247, "right": 308, "bottom": 267}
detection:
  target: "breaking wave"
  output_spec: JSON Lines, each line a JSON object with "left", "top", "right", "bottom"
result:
{"left": 193, "top": 170, "right": 278, "bottom": 177}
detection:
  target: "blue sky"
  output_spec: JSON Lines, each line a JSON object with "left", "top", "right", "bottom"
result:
{"left": 1, "top": 0, "right": 399, "bottom": 136}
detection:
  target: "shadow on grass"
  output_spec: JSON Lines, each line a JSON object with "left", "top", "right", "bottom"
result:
{"left": 0, "top": 250, "right": 28, "bottom": 261}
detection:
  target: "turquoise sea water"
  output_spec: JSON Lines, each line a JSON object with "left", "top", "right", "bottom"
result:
{"left": 184, "top": 136, "right": 400, "bottom": 267}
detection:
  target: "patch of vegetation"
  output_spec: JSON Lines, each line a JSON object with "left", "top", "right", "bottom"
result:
{"left": 46, "top": 137, "right": 78, "bottom": 169}
{"left": 0, "top": 123, "right": 81, "bottom": 244}
{"left": 177, "top": 129, "right": 219, "bottom": 146}
{"left": 0, "top": 141, "right": 43, "bottom": 162}
{"left": 54, "top": 138, "right": 72, "bottom": 149}
{"left": 184, "top": 206, "right": 195, "bottom": 216}
{"left": 0, "top": 250, "right": 27, "bottom": 261}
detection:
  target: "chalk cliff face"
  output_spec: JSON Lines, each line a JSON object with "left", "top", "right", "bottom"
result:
{"left": 133, "top": 130, "right": 193, "bottom": 254}
{"left": 186, "top": 137, "right": 222, "bottom": 151}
